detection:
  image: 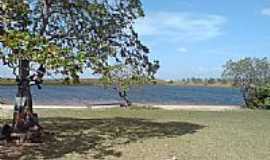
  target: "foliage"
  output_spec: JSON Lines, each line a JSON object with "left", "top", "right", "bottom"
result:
{"left": 255, "top": 84, "right": 270, "bottom": 109}
{"left": 100, "top": 63, "right": 159, "bottom": 105}
{"left": 0, "top": 30, "right": 67, "bottom": 72}
{"left": 0, "top": 0, "right": 159, "bottom": 129}
{"left": 206, "top": 78, "right": 216, "bottom": 84}
{"left": 222, "top": 57, "right": 270, "bottom": 109}
{"left": 0, "top": 0, "right": 159, "bottom": 83}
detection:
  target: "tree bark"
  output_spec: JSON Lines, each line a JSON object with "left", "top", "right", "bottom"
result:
{"left": 17, "top": 59, "right": 32, "bottom": 112}
{"left": 13, "top": 59, "right": 33, "bottom": 129}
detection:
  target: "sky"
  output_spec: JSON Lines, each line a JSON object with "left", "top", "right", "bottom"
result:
{"left": 1, "top": 0, "right": 270, "bottom": 80}
{"left": 134, "top": 0, "right": 270, "bottom": 80}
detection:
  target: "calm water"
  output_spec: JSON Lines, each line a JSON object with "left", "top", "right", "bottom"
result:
{"left": 0, "top": 85, "right": 242, "bottom": 106}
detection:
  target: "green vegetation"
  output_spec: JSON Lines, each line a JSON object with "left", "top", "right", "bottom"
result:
{"left": 154, "top": 78, "right": 233, "bottom": 88}
{"left": 223, "top": 57, "right": 270, "bottom": 109}
{"left": 0, "top": 0, "right": 159, "bottom": 129}
{"left": 100, "top": 65, "right": 158, "bottom": 106}
{"left": 0, "top": 77, "right": 233, "bottom": 88}
{"left": 0, "top": 0, "right": 157, "bottom": 84}
{"left": 1, "top": 108, "right": 270, "bottom": 160}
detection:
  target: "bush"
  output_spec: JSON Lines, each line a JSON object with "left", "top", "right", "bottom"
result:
{"left": 255, "top": 85, "right": 270, "bottom": 109}
{"left": 244, "top": 84, "right": 270, "bottom": 109}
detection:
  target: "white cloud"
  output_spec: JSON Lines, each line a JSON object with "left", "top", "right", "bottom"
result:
{"left": 135, "top": 12, "right": 227, "bottom": 42}
{"left": 261, "top": 8, "right": 270, "bottom": 16}
{"left": 177, "top": 47, "right": 188, "bottom": 53}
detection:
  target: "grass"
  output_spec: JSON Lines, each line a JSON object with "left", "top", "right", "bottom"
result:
{"left": 0, "top": 108, "right": 270, "bottom": 160}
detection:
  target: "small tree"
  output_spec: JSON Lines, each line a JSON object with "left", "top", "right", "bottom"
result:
{"left": 0, "top": 0, "right": 159, "bottom": 132}
{"left": 222, "top": 57, "right": 270, "bottom": 109}
{"left": 100, "top": 63, "right": 159, "bottom": 107}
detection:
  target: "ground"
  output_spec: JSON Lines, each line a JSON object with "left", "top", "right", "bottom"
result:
{"left": 0, "top": 107, "right": 270, "bottom": 160}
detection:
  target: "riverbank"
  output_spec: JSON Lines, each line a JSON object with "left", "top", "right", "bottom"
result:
{"left": 0, "top": 104, "right": 242, "bottom": 111}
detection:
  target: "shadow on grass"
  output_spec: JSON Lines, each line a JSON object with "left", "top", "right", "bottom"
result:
{"left": 0, "top": 117, "right": 205, "bottom": 159}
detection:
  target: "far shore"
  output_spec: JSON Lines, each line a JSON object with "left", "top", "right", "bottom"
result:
{"left": 0, "top": 104, "right": 242, "bottom": 111}
{"left": 0, "top": 78, "right": 235, "bottom": 88}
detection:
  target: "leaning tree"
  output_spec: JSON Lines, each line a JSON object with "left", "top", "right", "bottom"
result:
{"left": 100, "top": 63, "right": 159, "bottom": 107}
{"left": 0, "top": 0, "right": 159, "bottom": 132}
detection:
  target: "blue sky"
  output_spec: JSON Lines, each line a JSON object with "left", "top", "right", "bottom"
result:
{"left": 134, "top": 0, "right": 270, "bottom": 80}
{"left": 1, "top": 0, "right": 270, "bottom": 80}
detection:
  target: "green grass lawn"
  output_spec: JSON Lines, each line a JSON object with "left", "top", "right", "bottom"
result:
{"left": 0, "top": 108, "right": 270, "bottom": 160}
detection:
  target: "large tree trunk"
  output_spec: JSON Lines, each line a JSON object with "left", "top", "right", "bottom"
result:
{"left": 17, "top": 59, "right": 32, "bottom": 112}
{"left": 13, "top": 59, "right": 33, "bottom": 129}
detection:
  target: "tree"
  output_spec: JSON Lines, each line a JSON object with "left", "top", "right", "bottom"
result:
{"left": 0, "top": 0, "right": 159, "bottom": 131}
{"left": 207, "top": 78, "right": 216, "bottom": 85}
{"left": 100, "top": 63, "right": 159, "bottom": 107}
{"left": 190, "top": 77, "right": 203, "bottom": 84}
{"left": 222, "top": 57, "right": 270, "bottom": 109}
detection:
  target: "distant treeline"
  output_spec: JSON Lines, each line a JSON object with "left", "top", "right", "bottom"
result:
{"left": 0, "top": 77, "right": 234, "bottom": 87}
{"left": 154, "top": 78, "right": 234, "bottom": 87}
{"left": 0, "top": 78, "right": 101, "bottom": 86}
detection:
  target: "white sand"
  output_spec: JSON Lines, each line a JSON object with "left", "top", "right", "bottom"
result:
{"left": 0, "top": 104, "right": 241, "bottom": 111}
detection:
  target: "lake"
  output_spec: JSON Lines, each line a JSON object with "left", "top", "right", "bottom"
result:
{"left": 0, "top": 85, "right": 242, "bottom": 106}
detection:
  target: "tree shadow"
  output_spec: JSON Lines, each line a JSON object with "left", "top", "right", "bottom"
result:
{"left": 0, "top": 117, "right": 205, "bottom": 159}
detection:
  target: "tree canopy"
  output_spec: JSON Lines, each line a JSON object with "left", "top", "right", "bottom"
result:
{"left": 0, "top": 0, "right": 159, "bottom": 131}
{"left": 0, "top": 0, "right": 159, "bottom": 82}
{"left": 222, "top": 57, "right": 270, "bottom": 109}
